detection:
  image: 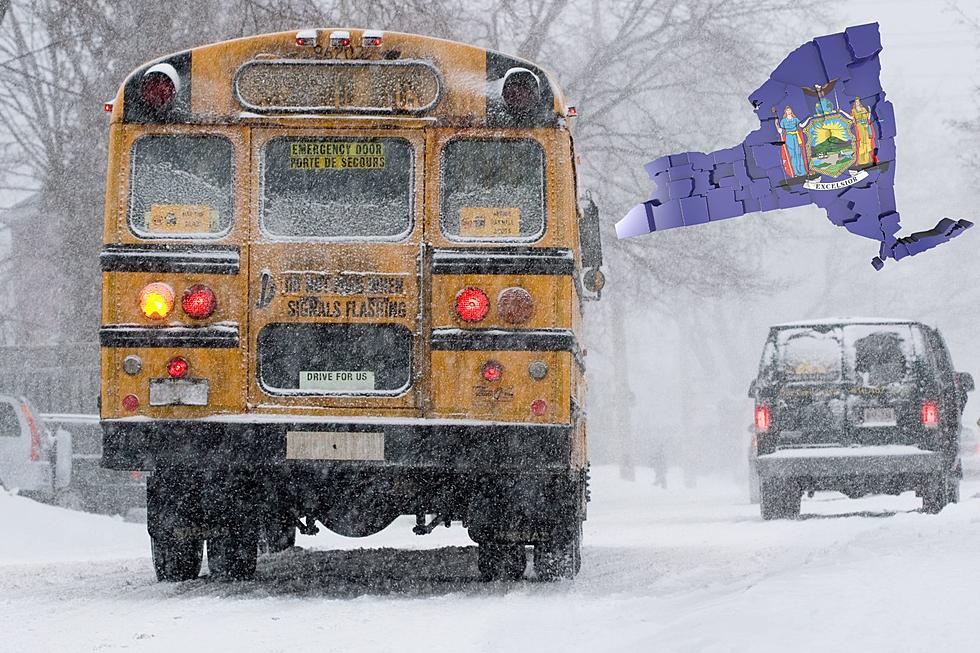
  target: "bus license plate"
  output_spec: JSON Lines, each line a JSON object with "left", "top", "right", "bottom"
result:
{"left": 286, "top": 431, "right": 385, "bottom": 461}
{"left": 148, "top": 378, "right": 209, "bottom": 406}
{"left": 863, "top": 407, "right": 896, "bottom": 426}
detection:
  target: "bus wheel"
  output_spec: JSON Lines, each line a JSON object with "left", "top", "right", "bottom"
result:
{"left": 151, "top": 536, "right": 203, "bottom": 582}
{"left": 258, "top": 518, "right": 296, "bottom": 555}
{"left": 208, "top": 528, "right": 258, "bottom": 581}
{"left": 477, "top": 542, "right": 526, "bottom": 582}
{"left": 533, "top": 525, "right": 582, "bottom": 581}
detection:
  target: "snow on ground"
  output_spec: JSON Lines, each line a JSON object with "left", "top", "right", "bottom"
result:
{"left": 2, "top": 468, "right": 979, "bottom": 653}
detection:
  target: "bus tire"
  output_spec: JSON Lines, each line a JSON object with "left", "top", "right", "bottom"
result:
{"left": 208, "top": 529, "right": 258, "bottom": 581}
{"left": 533, "top": 524, "right": 582, "bottom": 581}
{"left": 151, "top": 535, "right": 204, "bottom": 582}
{"left": 258, "top": 518, "right": 296, "bottom": 555}
{"left": 760, "top": 479, "right": 801, "bottom": 520}
{"left": 478, "top": 543, "right": 526, "bottom": 582}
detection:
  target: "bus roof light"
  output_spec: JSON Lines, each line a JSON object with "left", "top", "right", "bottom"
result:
{"left": 330, "top": 31, "right": 351, "bottom": 47}
{"left": 140, "top": 63, "right": 180, "bottom": 111}
{"left": 362, "top": 30, "right": 384, "bottom": 47}
{"left": 502, "top": 67, "right": 541, "bottom": 116}
{"left": 295, "top": 29, "right": 318, "bottom": 47}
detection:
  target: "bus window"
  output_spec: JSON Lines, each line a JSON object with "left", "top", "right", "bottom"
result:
{"left": 261, "top": 137, "right": 414, "bottom": 240}
{"left": 128, "top": 135, "right": 234, "bottom": 238}
{"left": 440, "top": 139, "right": 545, "bottom": 241}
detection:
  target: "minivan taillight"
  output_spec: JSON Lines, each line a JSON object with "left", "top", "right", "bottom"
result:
{"left": 755, "top": 405, "right": 771, "bottom": 432}
{"left": 921, "top": 401, "right": 939, "bottom": 428}
{"left": 21, "top": 402, "right": 41, "bottom": 461}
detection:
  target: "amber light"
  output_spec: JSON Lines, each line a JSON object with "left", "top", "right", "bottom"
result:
{"left": 167, "top": 357, "right": 189, "bottom": 379}
{"left": 497, "top": 287, "right": 535, "bottom": 325}
{"left": 755, "top": 405, "right": 771, "bottom": 432}
{"left": 139, "top": 283, "right": 175, "bottom": 320}
{"left": 182, "top": 285, "right": 216, "bottom": 319}
{"left": 455, "top": 287, "right": 490, "bottom": 322}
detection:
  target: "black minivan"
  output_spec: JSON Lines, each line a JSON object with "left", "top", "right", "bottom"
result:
{"left": 748, "top": 318, "right": 974, "bottom": 518}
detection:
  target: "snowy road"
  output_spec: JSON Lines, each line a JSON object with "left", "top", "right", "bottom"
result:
{"left": 3, "top": 467, "right": 979, "bottom": 653}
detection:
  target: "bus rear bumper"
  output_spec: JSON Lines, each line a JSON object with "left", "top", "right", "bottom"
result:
{"left": 101, "top": 418, "right": 573, "bottom": 472}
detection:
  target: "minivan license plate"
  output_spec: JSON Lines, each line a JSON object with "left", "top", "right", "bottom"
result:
{"left": 863, "top": 407, "right": 896, "bottom": 426}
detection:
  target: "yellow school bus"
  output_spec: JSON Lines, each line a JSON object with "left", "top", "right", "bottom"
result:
{"left": 99, "top": 28, "right": 604, "bottom": 582}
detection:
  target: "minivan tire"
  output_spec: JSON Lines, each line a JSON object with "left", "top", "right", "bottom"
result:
{"left": 922, "top": 472, "right": 958, "bottom": 514}
{"left": 760, "top": 479, "right": 801, "bottom": 520}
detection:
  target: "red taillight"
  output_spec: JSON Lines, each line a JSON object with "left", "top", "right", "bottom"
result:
{"left": 140, "top": 72, "right": 177, "bottom": 110}
{"left": 167, "top": 357, "right": 189, "bottom": 379}
{"left": 122, "top": 394, "right": 140, "bottom": 412}
{"left": 530, "top": 399, "right": 548, "bottom": 417}
{"left": 455, "top": 287, "right": 490, "bottom": 322}
{"left": 755, "top": 405, "right": 771, "bottom": 432}
{"left": 481, "top": 360, "right": 503, "bottom": 382}
{"left": 182, "top": 285, "right": 216, "bottom": 319}
{"left": 21, "top": 402, "right": 41, "bottom": 461}
{"left": 921, "top": 401, "right": 939, "bottom": 427}
{"left": 103, "top": 102, "right": 114, "bottom": 113}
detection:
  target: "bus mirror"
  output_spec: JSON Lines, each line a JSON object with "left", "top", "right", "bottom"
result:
{"left": 579, "top": 191, "right": 602, "bottom": 270}
{"left": 583, "top": 269, "right": 605, "bottom": 294}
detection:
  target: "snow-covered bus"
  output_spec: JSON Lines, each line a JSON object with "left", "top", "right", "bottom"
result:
{"left": 99, "top": 28, "right": 603, "bottom": 582}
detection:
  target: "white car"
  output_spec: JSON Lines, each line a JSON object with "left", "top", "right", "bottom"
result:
{"left": 0, "top": 394, "right": 71, "bottom": 499}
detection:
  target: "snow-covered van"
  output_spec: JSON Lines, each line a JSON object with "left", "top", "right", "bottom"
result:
{"left": 99, "top": 29, "right": 602, "bottom": 582}
{"left": 0, "top": 395, "right": 71, "bottom": 500}
{"left": 748, "top": 318, "right": 974, "bottom": 518}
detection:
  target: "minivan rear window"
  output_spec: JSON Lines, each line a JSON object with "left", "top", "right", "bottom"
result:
{"left": 777, "top": 329, "right": 843, "bottom": 382}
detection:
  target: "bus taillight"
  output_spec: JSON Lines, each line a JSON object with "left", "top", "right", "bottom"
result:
{"left": 481, "top": 360, "right": 503, "bottom": 382}
{"left": 182, "top": 285, "right": 216, "bottom": 319}
{"left": 139, "top": 283, "right": 175, "bottom": 320}
{"left": 139, "top": 63, "right": 180, "bottom": 111}
{"left": 167, "top": 357, "right": 189, "bottom": 379}
{"left": 455, "top": 287, "right": 490, "bottom": 322}
{"left": 497, "top": 287, "right": 534, "bottom": 324}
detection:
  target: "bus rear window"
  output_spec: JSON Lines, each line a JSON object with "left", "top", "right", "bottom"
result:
{"left": 440, "top": 139, "right": 545, "bottom": 241}
{"left": 128, "top": 135, "right": 234, "bottom": 238}
{"left": 261, "top": 137, "right": 414, "bottom": 240}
